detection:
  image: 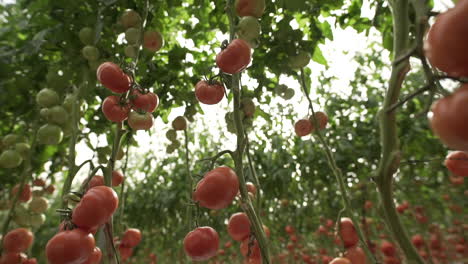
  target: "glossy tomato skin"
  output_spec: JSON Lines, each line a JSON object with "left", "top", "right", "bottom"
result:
{"left": 228, "top": 212, "right": 251, "bottom": 241}
{"left": 130, "top": 90, "right": 159, "bottom": 112}
{"left": 184, "top": 226, "right": 219, "bottom": 261}
{"left": 195, "top": 80, "right": 224, "bottom": 105}
{"left": 46, "top": 229, "right": 95, "bottom": 264}
{"left": 445, "top": 151, "right": 468, "bottom": 177}
{"left": 430, "top": 84, "right": 468, "bottom": 151}
{"left": 102, "top": 96, "right": 130, "bottom": 122}
{"left": 82, "top": 247, "right": 102, "bottom": 264}
{"left": 330, "top": 258, "right": 352, "bottom": 264}
{"left": 424, "top": 1, "right": 468, "bottom": 77}
{"left": 112, "top": 171, "right": 125, "bottom": 186}
{"left": 22, "top": 258, "right": 37, "bottom": 264}
{"left": 216, "top": 39, "right": 251, "bottom": 74}
{"left": 235, "top": 0, "right": 266, "bottom": 18}
{"left": 97, "top": 62, "right": 131, "bottom": 93}
{"left": 127, "top": 111, "right": 154, "bottom": 130}
{"left": 345, "top": 246, "right": 367, "bottom": 264}
{"left": 295, "top": 119, "right": 312, "bottom": 137}
{"left": 193, "top": 166, "right": 239, "bottom": 210}
{"left": 339, "top": 218, "right": 359, "bottom": 248}
{"left": 88, "top": 175, "right": 105, "bottom": 189}
{"left": 2, "top": 228, "right": 34, "bottom": 253}
{"left": 72, "top": 186, "right": 119, "bottom": 230}
{"left": 121, "top": 228, "right": 142, "bottom": 248}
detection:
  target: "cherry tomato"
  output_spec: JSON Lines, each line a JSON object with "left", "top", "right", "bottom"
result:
{"left": 235, "top": 0, "right": 266, "bottom": 18}
{"left": 195, "top": 80, "right": 225, "bottom": 105}
{"left": 2, "top": 228, "right": 33, "bottom": 253}
{"left": 33, "top": 178, "right": 46, "bottom": 187}
{"left": 445, "top": 151, "right": 468, "bottom": 177}
{"left": 11, "top": 184, "right": 31, "bottom": 203}
{"left": 228, "top": 213, "right": 251, "bottom": 241}
{"left": 380, "top": 241, "right": 396, "bottom": 257}
{"left": 246, "top": 182, "right": 257, "bottom": 195}
{"left": 311, "top": 111, "right": 328, "bottom": 131}
{"left": 184, "top": 227, "right": 219, "bottom": 261}
{"left": 96, "top": 62, "right": 131, "bottom": 94}
{"left": 193, "top": 166, "right": 239, "bottom": 210}
{"left": 295, "top": 119, "right": 312, "bottom": 137}
{"left": 128, "top": 111, "right": 154, "bottom": 130}
{"left": 285, "top": 225, "right": 295, "bottom": 235}
{"left": 216, "top": 39, "right": 251, "bottom": 74}
{"left": 130, "top": 90, "right": 159, "bottom": 112}
{"left": 88, "top": 175, "right": 104, "bottom": 189}
{"left": 82, "top": 247, "right": 102, "bottom": 264}
{"left": 120, "top": 9, "right": 142, "bottom": 29}
{"left": 102, "top": 96, "right": 130, "bottom": 123}
{"left": 344, "top": 246, "right": 367, "bottom": 264}
{"left": 240, "top": 238, "right": 261, "bottom": 261}
{"left": 46, "top": 229, "right": 95, "bottom": 264}
{"left": 72, "top": 186, "right": 119, "bottom": 230}
{"left": 172, "top": 116, "right": 187, "bottom": 130}
{"left": 121, "top": 228, "right": 142, "bottom": 248}
{"left": 430, "top": 84, "right": 468, "bottom": 151}
{"left": 339, "top": 218, "right": 359, "bottom": 248}
{"left": 0, "top": 252, "right": 26, "bottom": 264}
{"left": 424, "top": 1, "right": 468, "bottom": 77}
{"left": 112, "top": 171, "right": 124, "bottom": 186}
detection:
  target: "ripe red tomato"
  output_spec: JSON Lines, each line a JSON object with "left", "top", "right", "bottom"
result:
{"left": 380, "top": 241, "right": 396, "bottom": 257}
{"left": 45, "top": 185, "right": 55, "bottom": 194}
{"left": 121, "top": 228, "right": 142, "bottom": 248}
{"left": 46, "top": 229, "right": 95, "bottom": 264}
{"left": 22, "top": 258, "right": 37, "bottom": 264}
{"left": 2, "top": 228, "right": 34, "bottom": 253}
{"left": 82, "top": 247, "right": 102, "bottom": 264}
{"left": 228, "top": 212, "right": 251, "bottom": 241}
{"left": 344, "top": 246, "right": 367, "bottom": 264}
{"left": 33, "top": 178, "right": 46, "bottom": 187}
{"left": 430, "top": 84, "right": 468, "bottom": 151}
{"left": 295, "top": 119, "right": 313, "bottom": 137}
{"left": 235, "top": 0, "right": 266, "bottom": 18}
{"left": 445, "top": 151, "right": 468, "bottom": 177}
{"left": 411, "top": 234, "right": 424, "bottom": 249}
{"left": 330, "top": 257, "right": 352, "bottom": 264}
{"left": 449, "top": 174, "right": 464, "bottom": 185}
{"left": 246, "top": 182, "right": 257, "bottom": 195}
{"left": 364, "top": 200, "right": 373, "bottom": 210}
{"left": 339, "top": 218, "right": 359, "bottom": 248}
{"left": 118, "top": 244, "right": 133, "bottom": 261}
{"left": 128, "top": 111, "right": 154, "bottom": 130}
{"left": 216, "top": 39, "right": 251, "bottom": 74}
{"left": 11, "top": 184, "right": 31, "bottom": 203}
{"left": 72, "top": 186, "right": 119, "bottom": 230}
{"left": 143, "top": 31, "right": 164, "bottom": 52}
{"left": 193, "top": 166, "right": 239, "bottom": 209}
{"left": 102, "top": 96, "right": 130, "bottom": 122}
{"left": 184, "top": 226, "right": 219, "bottom": 261}
{"left": 285, "top": 225, "right": 295, "bottom": 235}
{"left": 424, "top": 1, "right": 468, "bottom": 77}
{"left": 96, "top": 62, "right": 131, "bottom": 93}
{"left": 195, "top": 80, "right": 224, "bottom": 105}
{"left": 130, "top": 90, "right": 159, "bottom": 112}
{"left": 112, "top": 171, "right": 124, "bottom": 186}
{"left": 396, "top": 200, "right": 409, "bottom": 214}
{"left": 88, "top": 175, "right": 104, "bottom": 189}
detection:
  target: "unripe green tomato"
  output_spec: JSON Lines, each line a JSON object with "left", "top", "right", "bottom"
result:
{"left": 32, "top": 190, "right": 44, "bottom": 197}
{"left": 0, "top": 150, "right": 23, "bottom": 168}
{"left": 36, "top": 88, "right": 59, "bottom": 108}
{"left": 2, "top": 134, "right": 19, "bottom": 147}
{"left": 47, "top": 106, "right": 68, "bottom": 125}
{"left": 82, "top": 45, "right": 100, "bottom": 61}
{"left": 288, "top": 51, "right": 311, "bottom": 69}
{"left": 241, "top": 98, "right": 256, "bottom": 117}
{"left": 124, "top": 45, "right": 139, "bottom": 59}
{"left": 282, "top": 88, "right": 295, "bottom": 100}
{"left": 29, "top": 213, "right": 46, "bottom": 228}
{"left": 172, "top": 139, "right": 181, "bottom": 149}
{"left": 166, "top": 144, "right": 176, "bottom": 154}
{"left": 13, "top": 204, "right": 31, "bottom": 226}
{"left": 79, "top": 27, "right": 94, "bottom": 45}
{"left": 28, "top": 197, "right": 49, "bottom": 214}
{"left": 237, "top": 16, "right": 261, "bottom": 41}
{"left": 275, "top": 84, "right": 288, "bottom": 96}
{"left": 37, "top": 124, "right": 63, "bottom": 145}
{"left": 121, "top": 9, "right": 142, "bottom": 29}
{"left": 172, "top": 116, "right": 187, "bottom": 131}
{"left": 40, "top": 108, "right": 50, "bottom": 120}
{"left": 61, "top": 121, "right": 73, "bottom": 138}
{"left": 14, "top": 143, "right": 30, "bottom": 159}
{"left": 125, "top": 28, "right": 141, "bottom": 45}
{"left": 166, "top": 129, "right": 177, "bottom": 141}
{"left": 226, "top": 120, "right": 237, "bottom": 134}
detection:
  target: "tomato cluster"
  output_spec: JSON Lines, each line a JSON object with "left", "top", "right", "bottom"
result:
{"left": 294, "top": 111, "right": 329, "bottom": 137}
{"left": 115, "top": 228, "right": 143, "bottom": 261}
{"left": 0, "top": 228, "right": 36, "bottom": 264}
{"left": 46, "top": 186, "right": 118, "bottom": 264}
